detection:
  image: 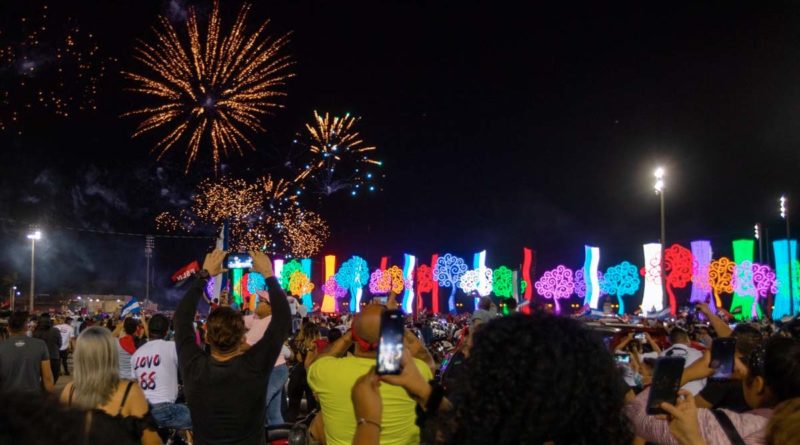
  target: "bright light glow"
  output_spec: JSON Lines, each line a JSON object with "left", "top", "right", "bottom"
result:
{"left": 301, "top": 258, "right": 313, "bottom": 310}
{"left": 433, "top": 253, "right": 468, "bottom": 313}
{"left": 402, "top": 254, "right": 416, "bottom": 313}
{"left": 430, "top": 254, "right": 440, "bottom": 313}
{"left": 690, "top": 240, "right": 715, "bottom": 311}
{"left": 492, "top": 266, "right": 513, "bottom": 298}
{"left": 754, "top": 224, "right": 760, "bottom": 240}
{"left": 664, "top": 243, "right": 693, "bottom": 316}
{"left": 321, "top": 255, "right": 336, "bottom": 313}
{"left": 522, "top": 248, "right": 534, "bottom": 313}
{"left": 273, "top": 259, "right": 284, "bottom": 286}
{"left": 654, "top": 179, "right": 664, "bottom": 193}
{"left": 534, "top": 265, "right": 573, "bottom": 314}
{"left": 730, "top": 239, "right": 756, "bottom": 320}
{"left": 472, "top": 250, "right": 487, "bottom": 309}
{"left": 654, "top": 167, "right": 665, "bottom": 179}
{"left": 336, "top": 256, "right": 369, "bottom": 312}
{"left": 583, "top": 245, "right": 601, "bottom": 309}
{"left": 601, "top": 261, "right": 640, "bottom": 314}
{"left": 289, "top": 271, "right": 314, "bottom": 297}
{"left": 751, "top": 263, "right": 778, "bottom": 319}
{"left": 709, "top": 257, "right": 736, "bottom": 310}
{"left": 780, "top": 196, "right": 787, "bottom": 219}
{"left": 459, "top": 267, "right": 493, "bottom": 297}
{"left": 772, "top": 239, "right": 798, "bottom": 319}
{"left": 280, "top": 260, "right": 303, "bottom": 290}
{"left": 641, "top": 243, "right": 664, "bottom": 312}
{"left": 415, "top": 263, "right": 436, "bottom": 312}
{"left": 27, "top": 230, "right": 42, "bottom": 240}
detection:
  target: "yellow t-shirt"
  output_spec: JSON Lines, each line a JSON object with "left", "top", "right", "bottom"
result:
{"left": 307, "top": 355, "right": 433, "bottom": 445}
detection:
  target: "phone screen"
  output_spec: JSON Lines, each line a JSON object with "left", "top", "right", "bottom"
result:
{"left": 710, "top": 338, "right": 737, "bottom": 380}
{"left": 226, "top": 253, "right": 253, "bottom": 269}
{"left": 635, "top": 332, "right": 647, "bottom": 342}
{"left": 377, "top": 309, "right": 404, "bottom": 375}
{"left": 646, "top": 356, "right": 686, "bottom": 415}
{"left": 614, "top": 353, "right": 631, "bottom": 364}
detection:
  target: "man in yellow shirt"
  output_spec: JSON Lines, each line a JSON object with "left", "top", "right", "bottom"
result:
{"left": 307, "top": 305, "right": 433, "bottom": 445}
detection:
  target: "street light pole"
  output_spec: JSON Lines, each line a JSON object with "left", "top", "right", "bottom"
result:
{"left": 780, "top": 196, "right": 793, "bottom": 316}
{"left": 26, "top": 230, "right": 41, "bottom": 313}
{"left": 654, "top": 167, "right": 666, "bottom": 311}
{"left": 8, "top": 286, "right": 15, "bottom": 311}
{"left": 145, "top": 235, "right": 154, "bottom": 309}
{"left": 755, "top": 223, "right": 763, "bottom": 263}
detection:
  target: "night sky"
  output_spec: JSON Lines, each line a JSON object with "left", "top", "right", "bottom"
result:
{"left": 2, "top": 1, "right": 800, "bottom": 306}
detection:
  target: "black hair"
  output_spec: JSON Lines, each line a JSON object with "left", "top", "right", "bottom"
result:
{"left": 8, "top": 311, "right": 29, "bottom": 332}
{"left": 761, "top": 337, "right": 800, "bottom": 403}
{"left": 506, "top": 299, "right": 518, "bottom": 310}
{"left": 478, "top": 297, "right": 492, "bottom": 311}
{"left": 147, "top": 314, "right": 170, "bottom": 339}
{"left": 123, "top": 317, "right": 139, "bottom": 336}
{"left": 732, "top": 324, "right": 762, "bottom": 357}
{"left": 327, "top": 327, "right": 342, "bottom": 343}
{"left": 669, "top": 327, "right": 689, "bottom": 345}
{"left": 443, "top": 313, "right": 632, "bottom": 445}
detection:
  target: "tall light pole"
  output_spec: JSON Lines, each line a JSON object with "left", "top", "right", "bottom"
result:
{"left": 654, "top": 167, "right": 666, "bottom": 310}
{"left": 754, "top": 223, "right": 763, "bottom": 263}
{"left": 145, "top": 235, "right": 154, "bottom": 309}
{"left": 8, "top": 285, "right": 16, "bottom": 311}
{"left": 780, "top": 196, "right": 794, "bottom": 316}
{"left": 27, "top": 229, "right": 42, "bottom": 313}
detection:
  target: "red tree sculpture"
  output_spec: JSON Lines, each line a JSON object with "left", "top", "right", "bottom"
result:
{"left": 415, "top": 264, "right": 435, "bottom": 311}
{"left": 664, "top": 244, "right": 694, "bottom": 316}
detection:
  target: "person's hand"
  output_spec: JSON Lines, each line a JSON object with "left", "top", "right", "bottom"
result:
{"left": 352, "top": 367, "right": 382, "bottom": 422}
{"left": 380, "top": 349, "right": 430, "bottom": 402}
{"left": 696, "top": 303, "right": 711, "bottom": 316}
{"left": 248, "top": 251, "right": 274, "bottom": 278}
{"left": 386, "top": 292, "right": 399, "bottom": 310}
{"left": 660, "top": 390, "right": 708, "bottom": 445}
{"left": 202, "top": 249, "right": 227, "bottom": 277}
{"left": 684, "top": 350, "right": 715, "bottom": 383}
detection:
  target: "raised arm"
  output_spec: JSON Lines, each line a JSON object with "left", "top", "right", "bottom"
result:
{"left": 175, "top": 250, "right": 226, "bottom": 364}
{"left": 696, "top": 303, "right": 733, "bottom": 338}
{"left": 245, "top": 252, "right": 291, "bottom": 371}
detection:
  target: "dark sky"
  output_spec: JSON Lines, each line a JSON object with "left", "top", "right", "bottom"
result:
{"left": 2, "top": 1, "right": 800, "bottom": 305}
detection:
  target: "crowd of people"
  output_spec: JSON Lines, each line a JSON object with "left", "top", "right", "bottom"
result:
{"left": 1, "top": 249, "right": 800, "bottom": 445}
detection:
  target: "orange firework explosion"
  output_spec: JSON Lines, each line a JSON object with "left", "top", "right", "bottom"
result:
{"left": 123, "top": 1, "right": 293, "bottom": 172}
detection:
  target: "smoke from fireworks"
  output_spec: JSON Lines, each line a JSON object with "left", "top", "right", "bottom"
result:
{"left": 123, "top": 0, "right": 293, "bottom": 173}
{"left": 0, "top": 4, "right": 112, "bottom": 133}
{"left": 294, "top": 110, "right": 383, "bottom": 197}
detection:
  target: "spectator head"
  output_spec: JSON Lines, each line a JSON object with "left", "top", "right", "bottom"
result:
{"left": 766, "top": 397, "right": 800, "bottom": 445}
{"left": 205, "top": 306, "right": 246, "bottom": 353}
{"left": 65, "top": 317, "right": 73, "bottom": 323}
{"left": 733, "top": 323, "right": 763, "bottom": 358}
{"left": 352, "top": 304, "right": 382, "bottom": 354}
{"left": 36, "top": 314, "right": 52, "bottom": 330}
{"left": 478, "top": 297, "right": 492, "bottom": 311}
{"left": 301, "top": 321, "right": 320, "bottom": 341}
{"left": 327, "top": 326, "right": 342, "bottom": 343}
{"left": 148, "top": 314, "right": 170, "bottom": 340}
{"left": 668, "top": 327, "right": 690, "bottom": 345}
{"left": 448, "top": 313, "right": 632, "bottom": 444}
{"left": 744, "top": 337, "right": 800, "bottom": 409}
{"left": 72, "top": 327, "right": 120, "bottom": 409}
{"left": 122, "top": 317, "right": 139, "bottom": 336}
{"left": 255, "top": 291, "right": 272, "bottom": 318}
{"left": 8, "top": 311, "right": 29, "bottom": 333}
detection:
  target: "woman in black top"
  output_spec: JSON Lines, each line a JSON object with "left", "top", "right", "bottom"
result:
{"left": 33, "top": 315, "right": 61, "bottom": 382}
{"left": 286, "top": 322, "right": 320, "bottom": 421}
{"left": 175, "top": 250, "right": 290, "bottom": 445}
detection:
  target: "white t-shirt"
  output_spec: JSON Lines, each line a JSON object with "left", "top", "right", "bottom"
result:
{"left": 660, "top": 343, "right": 706, "bottom": 395}
{"left": 54, "top": 323, "right": 74, "bottom": 351}
{"left": 130, "top": 339, "right": 180, "bottom": 405}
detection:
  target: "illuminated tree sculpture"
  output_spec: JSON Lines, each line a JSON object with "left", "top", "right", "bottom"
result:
{"left": 492, "top": 266, "right": 514, "bottom": 298}
{"left": 288, "top": 271, "right": 314, "bottom": 297}
{"left": 574, "top": 269, "right": 606, "bottom": 301}
{"left": 335, "top": 256, "right": 370, "bottom": 311}
{"left": 368, "top": 266, "right": 407, "bottom": 295}
{"left": 385, "top": 265, "right": 408, "bottom": 294}
{"left": 459, "top": 268, "right": 493, "bottom": 297}
{"left": 280, "top": 259, "right": 303, "bottom": 291}
{"left": 664, "top": 244, "right": 694, "bottom": 316}
{"left": 322, "top": 276, "right": 348, "bottom": 311}
{"left": 534, "top": 265, "right": 574, "bottom": 314}
{"left": 708, "top": 257, "right": 736, "bottom": 309}
{"left": 246, "top": 272, "right": 266, "bottom": 294}
{"left": 415, "top": 264, "right": 435, "bottom": 311}
{"left": 601, "top": 261, "right": 640, "bottom": 315}
{"left": 749, "top": 263, "right": 777, "bottom": 319}
{"left": 433, "top": 254, "right": 469, "bottom": 313}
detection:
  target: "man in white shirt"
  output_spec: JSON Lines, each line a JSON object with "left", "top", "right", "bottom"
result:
{"left": 244, "top": 291, "right": 289, "bottom": 427}
{"left": 54, "top": 317, "right": 75, "bottom": 376}
{"left": 131, "top": 314, "right": 192, "bottom": 430}
{"left": 660, "top": 328, "right": 706, "bottom": 395}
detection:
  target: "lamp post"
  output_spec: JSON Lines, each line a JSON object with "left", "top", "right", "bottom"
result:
{"left": 8, "top": 285, "right": 15, "bottom": 311}
{"left": 780, "top": 196, "right": 794, "bottom": 316}
{"left": 27, "top": 230, "right": 42, "bottom": 313}
{"left": 145, "top": 235, "right": 154, "bottom": 309}
{"left": 754, "top": 223, "right": 763, "bottom": 263}
{"left": 654, "top": 167, "right": 666, "bottom": 310}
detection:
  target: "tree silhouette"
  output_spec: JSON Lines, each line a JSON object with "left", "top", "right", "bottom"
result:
{"left": 433, "top": 254, "right": 468, "bottom": 313}
{"left": 601, "top": 261, "right": 640, "bottom": 314}
{"left": 280, "top": 259, "right": 303, "bottom": 290}
{"left": 414, "top": 264, "right": 435, "bottom": 311}
{"left": 288, "top": 271, "right": 314, "bottom": 297}
{"left": 492, "top": 266, "right": 514, "bottom": 298}
{"left": 335, "top": 256, "right": 370, "bottom": 311}
{"left": 534, "top": 265, "right": 574, "bottom": 314}
{"left": 664, "top": 244, "right": 694, "bottom": 315}
{"left": 708, "top": 257, "right": 736, "bottom": 309}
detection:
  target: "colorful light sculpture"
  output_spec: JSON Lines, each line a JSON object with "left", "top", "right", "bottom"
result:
{"left": 583, "top": 245, "right": 601, "bottom": 309}
{"left": 369, "top": 269, "right": 389, "bottom": 294}
{"left": 433, "top": 253, "right": 469, "bottom": 313}
{"left": 575, "top": 269, "right": 606, "bottom": 300}
{"left": 522, "top": 248, "right": 534, "bottom": 313}
{"left": 402, "top": 254, "right": 416, "bottom": 313}
{"left": 534, "top": 265, "right": 574, "bottom": 314}
{"left": 415, "top": 264, "right": 435, "bottom": 311}
{"left": 288, "top": 271, "right": 314, "bottom": 297}
{"left": 664, "top": 243, "right": 693, "bottom": 316}
{"left": 708, "top": 257, "right": 736, "bottom": 310}
{"left": 492, "top": 266, "right": 514, "bottom": 298}
{"left": 322, "top": 276, "right": 347, "bottom": 304}
{"left": 231, "top": 268, "right": 243, "bottom": 306}
{"left": 601, "top": 261, "right": 640, "bottom": 314}
{"left": 751, "top": 263, "right": 778, "bottom": 319}
{"left": 335, "top": 256, "right": 370, "bottom": 312}
{"left": 641, "top": 243, "right": 664, "bottom": 313}
{"left": 273, "top": 259, "right": 284, "bottom": 286}
{"left": 430, "top": 254, "right": 440, "bottom": 314}
{"left": 280, "top": 259, "right": 303, "bottom": 290}
{"left": 729, "top": 240, "right": 756, "bottom": 320}
{"left": 301, "top": 258, "right": 313, "bottom": 311}
{"left": 772, "top": 240, "right": 798, "bottom": 319}
{"left": 690, "top": 240, "right": 715, "bottom": 312}
{"left": 473, "top": 250, "right": 487, "bottom": 309}
{"left": 321, "top": 255, "right": 337, "bottom": 313}
{"left": 246, "top": 272, "right": 266, "bottom": 295}
{"left": 459, "top": 268, "right": 493, "bottom": 297}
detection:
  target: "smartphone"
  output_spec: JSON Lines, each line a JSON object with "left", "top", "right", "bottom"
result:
{"left": 225, "top": 253, "right": 253, "bottom": 269}
{"left": 646, "top": 356, "right": 686, "bottom": 415}
{"left": 374, "top": 296, "right": 388, "bottom": 305}
{"left": 635, "top": 332, "right": 647, "bottom": 342}
{"left": 376, "top": 309, "right": 404, "bottom": 375}
{"left": 710, "top": 338, "right": 737, "bottom": 381}
{"left": 614, "top": 353, "right": 631, "bottom": 364}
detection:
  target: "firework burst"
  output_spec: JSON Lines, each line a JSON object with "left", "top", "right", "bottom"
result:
{"left": 295, "top": 110, "right": 383, "bottom": 197}
{"left": 123, "top": 0, "right": 293, "bottom": 173}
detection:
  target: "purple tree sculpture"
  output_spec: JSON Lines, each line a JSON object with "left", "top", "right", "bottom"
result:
{"left": 751, "top": 263, "right": 778, "bottom": 319}
{"left": 322, "top": 276, "right": 348, "bottom": 312}
{"left": 433, "top": 254, "right": 469, "bottom": 313}
{"left": 535, "top": 265, "right": 574, "bottom": 314}
{"left": 574, "top": 269, "right": 605, "bottom": 300}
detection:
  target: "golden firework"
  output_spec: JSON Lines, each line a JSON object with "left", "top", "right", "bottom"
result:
{"left": 123, "top": 1, "right": 293, "bottom": 172}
